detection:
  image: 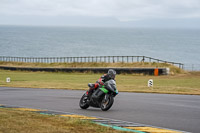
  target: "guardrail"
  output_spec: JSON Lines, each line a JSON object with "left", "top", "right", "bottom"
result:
{"left": 0, "top": 56, "right": 184, "bottom": 69}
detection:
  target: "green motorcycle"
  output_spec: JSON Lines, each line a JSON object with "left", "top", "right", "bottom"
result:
{"left": 79, "top": 79, "right": 118, "bottom": 111}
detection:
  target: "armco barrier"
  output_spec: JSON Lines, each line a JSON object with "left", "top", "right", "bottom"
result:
{"left": 0, "top": 66, "right": 169, "bottom": 75}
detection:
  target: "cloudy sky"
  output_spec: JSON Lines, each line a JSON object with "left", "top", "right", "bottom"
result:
{"left": 0, "top": 0, "right": 200, "bottom": 28}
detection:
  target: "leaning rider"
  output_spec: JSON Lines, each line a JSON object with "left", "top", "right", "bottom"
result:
{"left": 87, "top": 69, "right": 116, "bottom": 96}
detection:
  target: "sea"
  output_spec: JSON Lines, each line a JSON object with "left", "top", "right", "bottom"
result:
{"left": 0, "top": 25, "right": 200, "bottom": 70}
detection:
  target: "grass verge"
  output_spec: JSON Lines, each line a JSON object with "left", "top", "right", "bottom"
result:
{"left": 0, "top": 108, "right": 128, "bottom": 133}
{"left": 0, "top": 70, "right": 200, "bottom": 95}
{"left": 0, "top": 61, "right": 184, "bottom": 74}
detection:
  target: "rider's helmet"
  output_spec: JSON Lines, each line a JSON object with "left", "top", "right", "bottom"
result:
{"left": 107, "top": 69, "right": 116, "bottom": 79}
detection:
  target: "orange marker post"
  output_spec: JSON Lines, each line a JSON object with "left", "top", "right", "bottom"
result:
{"left": 154, "top": 68, "right": 159, "bottom": 76}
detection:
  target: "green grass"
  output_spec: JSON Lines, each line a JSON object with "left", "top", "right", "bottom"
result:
{"left": 0, "top": 108, "right": 128, "bottom": 133}
{"left": 0, "top": 70, "right": 200, "bottom": 95}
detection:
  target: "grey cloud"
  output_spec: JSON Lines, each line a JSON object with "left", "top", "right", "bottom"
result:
{"left": 1, "top": 0, "right": 200, "bottom": 28}
{"left": 1, "top": 0, "right": 200, "bottom": 21}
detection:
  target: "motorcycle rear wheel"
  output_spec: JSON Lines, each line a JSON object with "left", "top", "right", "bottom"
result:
{"left": 100, "top": 94, "right": 114, "bottom": 111}
{"left": 79, "top": 93, "right": 89, "bottom": 109}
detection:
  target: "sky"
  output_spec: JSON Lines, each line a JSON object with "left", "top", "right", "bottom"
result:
{"left": 0, "top": 0, "right": 200, "bottom": 28}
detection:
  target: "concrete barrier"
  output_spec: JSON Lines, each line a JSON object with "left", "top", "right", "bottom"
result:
{"left": 0, "top": 66, "right": 169, "bottom": 75}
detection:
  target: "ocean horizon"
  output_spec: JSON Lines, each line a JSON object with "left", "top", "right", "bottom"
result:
{"left": 0, "top": 25, "right": 200, "bottom": 70}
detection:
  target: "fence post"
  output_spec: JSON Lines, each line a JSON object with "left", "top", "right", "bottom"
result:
{"left": 142, "top": 56, "right": 145, "bottom": 62}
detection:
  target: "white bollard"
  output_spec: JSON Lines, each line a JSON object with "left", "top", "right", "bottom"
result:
{"left": 6, "top": 77, "right": 11, "bottom": 83}
{"left": 148, "top": 79, "right": 153, "bottom": 87}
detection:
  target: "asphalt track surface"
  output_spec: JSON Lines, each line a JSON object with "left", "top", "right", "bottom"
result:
{"left": 0, "top": 87, "right": 200, "bottom": 133}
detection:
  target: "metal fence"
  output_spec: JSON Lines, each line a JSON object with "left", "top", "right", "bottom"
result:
{"left": 0, "top": 56, "right": 184, "bottom": 69}
{"left": 184, "top": 64, "right": 200, "bottom": 71}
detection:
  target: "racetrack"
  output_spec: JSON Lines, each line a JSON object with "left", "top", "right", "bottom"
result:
{"left": 0, "top": 87, "right": 199, "bottom": 133}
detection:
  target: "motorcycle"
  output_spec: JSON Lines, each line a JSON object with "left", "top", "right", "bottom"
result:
{"left": 79, "top": 79, "right": 118, "bottom": 111}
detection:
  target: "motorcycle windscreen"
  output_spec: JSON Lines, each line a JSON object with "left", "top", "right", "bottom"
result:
{"left": 104, "top": 79, "right": 117, "bottom": 92}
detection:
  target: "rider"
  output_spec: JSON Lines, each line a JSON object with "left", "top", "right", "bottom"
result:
{"left": 87, "top": 69, "right": 116, "bottom": 96}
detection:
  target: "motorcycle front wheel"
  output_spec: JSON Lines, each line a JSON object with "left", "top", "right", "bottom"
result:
{"left": 100, "top": 94, "right": 114, "bottom": 111}
{"left": 79, "top": 93, "right": 89, "bottom": 109}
